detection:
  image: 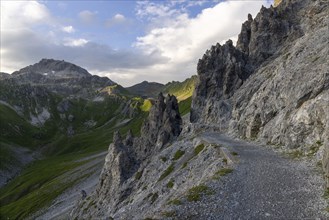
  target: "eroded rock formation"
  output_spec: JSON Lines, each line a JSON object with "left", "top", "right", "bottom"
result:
{"left": 191, "top": 0, "right": 328, "bottom": 183}
{"left": 71, "top": 93, "right": 182, "bottom": 218}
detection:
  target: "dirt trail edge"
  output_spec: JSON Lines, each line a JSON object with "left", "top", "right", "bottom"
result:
{"left": 175, "top": 132, "right": 328, "bottom": 219}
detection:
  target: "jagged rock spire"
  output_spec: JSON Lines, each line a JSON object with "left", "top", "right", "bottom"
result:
{"left": 113, "top": 131, "right": 123, "bottom": 146}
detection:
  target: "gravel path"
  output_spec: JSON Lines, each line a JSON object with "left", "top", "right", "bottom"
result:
{"left": 175, "top": 132, "right": 328, "bottom": 219}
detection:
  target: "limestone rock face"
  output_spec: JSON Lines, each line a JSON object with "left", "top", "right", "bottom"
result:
{"left": 71, "top": 94, "right": 182, "bottom": 218}
{"left": 138, "top": 93, "right": 182, "bottom": 158}
{"left": 96, "top": 131, "right": 136, "bottom": 207}
{"left": 191, "top": 0, "right": 305, "bottom": 124}
{"left": 191, "top": 0, "right": 328, "bottom": 173}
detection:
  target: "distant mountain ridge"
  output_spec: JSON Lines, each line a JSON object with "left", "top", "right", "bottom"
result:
{"left": 125, "top": 81, "right": 164, "bottom": 98}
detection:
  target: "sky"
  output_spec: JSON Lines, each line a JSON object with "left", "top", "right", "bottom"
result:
{"left": 1, "top": 0, "right": 273, "bottom": 86}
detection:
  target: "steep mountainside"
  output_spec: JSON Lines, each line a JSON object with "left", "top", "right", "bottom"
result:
{"left": 191, "top": 0, "right": 328, "bottom": 185}
{"left": 0, "top": 60, "right": 151, "bottom": 218}
{"left": 70, "top": 0, "right": 328, "bottom": 219}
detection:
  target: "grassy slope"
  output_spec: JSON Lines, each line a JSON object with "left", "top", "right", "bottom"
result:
{"left": 0, "top": 93, "right": 147, "bottom": 219}
{"left": 0, "top": 104, "right": 45, "bottom": 149}
{"left": 0, "top": 75, "right": 197, "bottom": 218}
{"left": 162, "top": 75, "right": 196, "bottom": 101}
{"left": 179, "top": 96, "right": 192, "bottom": 116}
{"left": 0, "top": 114, "right": 146, "bottom": 220}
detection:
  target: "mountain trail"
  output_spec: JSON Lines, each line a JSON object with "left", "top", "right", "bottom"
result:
{"left": 174, "top": 132, "right": 328, "bottom": 219}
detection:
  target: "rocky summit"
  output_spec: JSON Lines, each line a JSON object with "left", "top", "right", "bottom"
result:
{"left": 5, "top": 58, "right": 114, "bottom": 97}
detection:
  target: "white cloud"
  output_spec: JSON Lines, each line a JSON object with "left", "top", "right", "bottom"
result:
{"left": 63, "top": 38, "right": 88, "bottom": 47}
{"left": 0, "top": 1, "right": 51, "bottom": 29}
{"left": 105, "top": 13, "right": 128, "bottom": 28}
{"left": 132, "top": 0, "right": 269, "bottom": 84}
{"left": 1, "top": 0, "right": 272, "bottom": 86}
{"left": 114, "top": 14, "right": 125, "bottom": 22}
{"left": 78, "top": 10, "right": 97, "bottom": 24}
{"left": 61, "top": 25, "right": 75, "bottom": 33}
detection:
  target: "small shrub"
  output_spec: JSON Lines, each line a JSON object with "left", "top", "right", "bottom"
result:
{"left": 181, "top": 162, "right": 188, "bottom": 169}
{"left": 223, "top": 158, "right": 227, "bottom": 164}
{"left": 167, "top": 179, "right": 174, "bottom": 188}
{"left": 231, "top": 151, "right": 238, "bottom": 156}
{"left": 316, "top": 140, "right": 323, "bottom": 145}
{"left": 213, "top": 168, "right": 233, "bottom": 180}
{"left": 173, "top": 149, "right": 185, "bottom": 160}
{"left": 135, "top": 171, "right": 143, "bottom": 180}
{"left": 307, "top": 145, "right": 320, "bottom": 156}
{"left": 215, "top": 168, "right": 233, "bottom": 176}
{"left": 162, "top": 211, "right": 176, "bottom": 217}
{"left": 158, "top": 163, "right": 175, "bottom": 182}
{"left": 186, "top": 184, "right": 213, "bottom": 202}
{"left": 194, "top": 144, "right": 205, "bottom": 155}
{"left": 168, "top": 199, "right": 182, "bottom": 205}
{"left": 160, "top": 156, "right": 167, "bottom": 162}
{"left": 287, "top": 150, "right": 303, "bottom": 159}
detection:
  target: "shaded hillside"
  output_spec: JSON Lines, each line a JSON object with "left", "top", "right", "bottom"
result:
{"left": 126, "top": 81, "right": 164, "bottom": 98}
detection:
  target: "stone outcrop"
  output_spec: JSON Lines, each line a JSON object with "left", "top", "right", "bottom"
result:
{"left": 191, "top": 0, "right": 328, "bottom": 180}
{"left": 71, "top": 93, "right": 182, "bottom": 218}
{"left": 96, "top": 131, "right": 137, "bottom": 208}
{"left": 138, "top": 93, "right": 182, "bottom": 158}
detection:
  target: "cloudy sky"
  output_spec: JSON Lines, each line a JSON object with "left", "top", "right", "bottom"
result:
{"left": 1, "top": 0, "right": 272, "bottom": 86}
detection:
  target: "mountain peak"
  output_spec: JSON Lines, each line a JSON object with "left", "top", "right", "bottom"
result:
{"left": 13, "top": 58, "right": 91, "bottom": 78}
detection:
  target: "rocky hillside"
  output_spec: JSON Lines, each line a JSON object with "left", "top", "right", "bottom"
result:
{"left": 69, "top": 0, "right": 328, "bottom": 219}
{"left": 0, "top": 59, "right": 145, "bottom": 198}
{"left": 0, "top": 59, "right": 150, "bottom": 217}
{"left": 191, "top": 0, "right": 328, "bottom": 185}
{"left": 72, "top": 93, "right": 184, "bottom": 218}
{"left": 6, "top": 59, "right": 114, "bottom": 97}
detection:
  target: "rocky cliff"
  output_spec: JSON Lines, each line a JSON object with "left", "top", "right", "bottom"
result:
{"left": 71, "top": 93, "right": 182, "bottom": 218}
{"left": 191, "top": 0, "right": 328, "bottom": 185}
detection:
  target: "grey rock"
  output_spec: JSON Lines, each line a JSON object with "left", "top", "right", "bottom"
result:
{"left": 57, "top": 100, "right": 72, "bottom": 113}
{"left": 124, "top": 129, "right": 134, "bottom": 147}
{"left": 323, "top": 122, "right": 329, "bottom": 188}
{"left": 191, "top": 0, "right": 328, "bottom": 173}
{"left": 138, "top": 93, "right": 182, "bottom": 158}
{"left": 71, "top": 94, "right": 182, "bottom": 218}
{"left": 67, "top": 126, "right": 74, "bottom": 136}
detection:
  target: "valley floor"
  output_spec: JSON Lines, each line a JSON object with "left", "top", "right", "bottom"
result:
{"left": 172, "top": 132, "right": 328, "bottom": 219}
